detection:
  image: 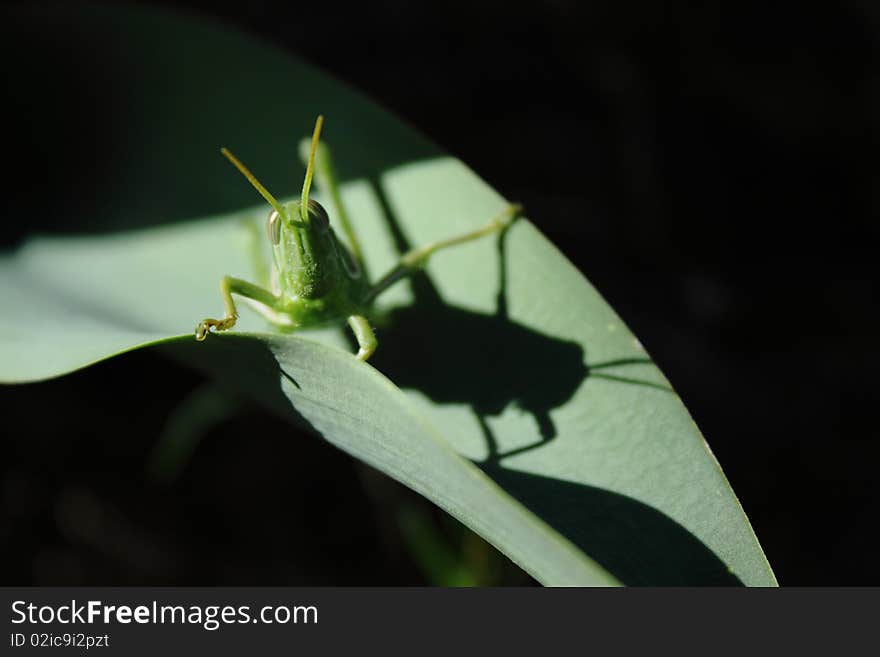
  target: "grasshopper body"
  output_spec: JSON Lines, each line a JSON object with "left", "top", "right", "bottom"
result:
{"left": 196, "top": 116, "right": 519, "bottom": 361}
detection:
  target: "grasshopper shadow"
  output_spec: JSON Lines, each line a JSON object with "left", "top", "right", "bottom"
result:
{"left": 372, "top": 271, "right": 585, "bottom": 447}
{"left": 367, "top": 180, "right": 587, "bottom": 450}
{"left": 366, "top": 179, "right": 741, "bottom": 585}
{"left": 367, "top": 180, "right": 667, "bottom": 454}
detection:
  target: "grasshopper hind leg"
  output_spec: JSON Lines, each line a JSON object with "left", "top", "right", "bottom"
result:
{"left": 364, "top": 203, "right": 521, "bottom": 305}
{"left": 347, "top": 314, "right": 377, "bottom": 361}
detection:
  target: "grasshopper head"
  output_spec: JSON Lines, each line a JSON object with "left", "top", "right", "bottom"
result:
{"left": 269, "top": 195, "right": 341, "bottom": 298}
{"left": 221, "top": 116, "right": 343, "bottom": 298}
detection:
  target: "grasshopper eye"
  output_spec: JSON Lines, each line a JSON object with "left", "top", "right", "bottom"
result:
{"left": 266, "top": 209, "right": 282, "bottom": 245}
{"left": 307, "top": 199, "right": 330, "bottom": 231}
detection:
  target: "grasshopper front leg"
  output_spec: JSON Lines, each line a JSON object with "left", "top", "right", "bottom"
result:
{"left": 195, "top": 276, "right": 282, "bottom": 340}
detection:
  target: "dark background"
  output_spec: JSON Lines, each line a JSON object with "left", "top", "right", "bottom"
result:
{"left": 1, "top": 1, "right": 876, "bottom": 585}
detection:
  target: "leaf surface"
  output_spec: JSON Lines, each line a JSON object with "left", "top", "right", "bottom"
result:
{"left": 0, "top": 5, "right": 775, "bottom": 585}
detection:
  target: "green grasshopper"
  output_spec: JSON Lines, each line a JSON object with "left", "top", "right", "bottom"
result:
{"left": 196, "top": 116, "right": 520, "bottom": 360}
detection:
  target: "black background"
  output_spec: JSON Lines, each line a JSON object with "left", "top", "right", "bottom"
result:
{"left": 1, "top": 1, "right": 876, "bottom": 585}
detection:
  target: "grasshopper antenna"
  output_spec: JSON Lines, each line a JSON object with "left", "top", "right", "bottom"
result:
{"left": 221, "top": 148, "right": 286, "bottom": 217}
{"left": 300, "top": 115, "right": 324, "bottom": 221}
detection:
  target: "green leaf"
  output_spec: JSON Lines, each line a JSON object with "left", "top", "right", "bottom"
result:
{"left": 0, "top": 5, "right": 775, "bottom": 585}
